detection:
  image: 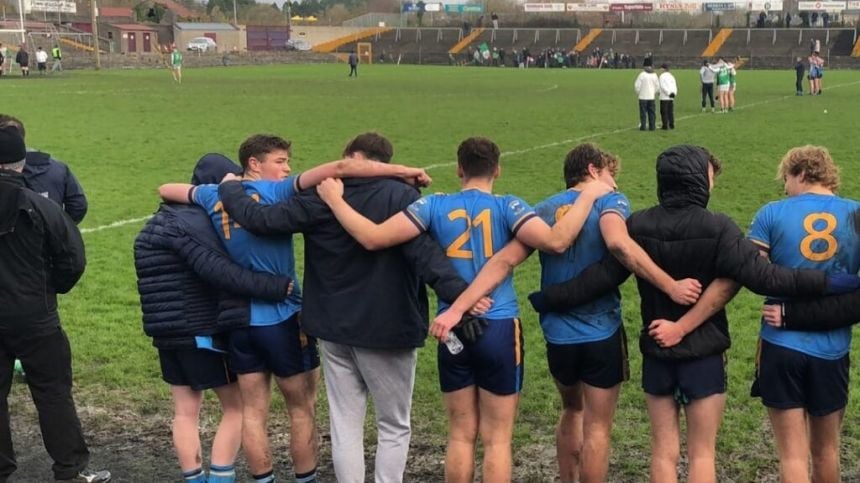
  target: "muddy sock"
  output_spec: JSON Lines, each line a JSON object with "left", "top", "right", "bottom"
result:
{"left": 182, "top": 467, "right": 206, "bottom": 482}
{"left": 209, "top": 463, "right": 236, "bottom": 483}
{"left": 295, "top": 468, "right": 317, "bottom": 483}
{"left": 253, "top": 470, "right": 275, "bottom": 483}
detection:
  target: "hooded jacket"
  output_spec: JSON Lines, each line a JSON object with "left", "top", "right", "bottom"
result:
{"left": 23, "top": 150, "right": 88, "bottom": 224}
{"left": 0, "top": 169, "right": 85, "bottom": 334}
{"left": 538, "top": 145, "right": 828, "bottom": 360}
{"left": 134, "top": 154, "right": 294, "bottom": 349}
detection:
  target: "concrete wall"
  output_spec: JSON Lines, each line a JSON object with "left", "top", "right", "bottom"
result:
{"left": 58, "top": 50, "right": 336, "bottom": 69}
{"left": 288, "top": 26, "right": 367, "bottom": 47}
{"left": 100, "top": 26, "right": 160, "bottom": 54}
{"left": 174, "top": 27, "right": 246, "bottom": 52}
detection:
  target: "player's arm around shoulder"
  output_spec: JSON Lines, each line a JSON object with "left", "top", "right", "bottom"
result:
{"left": 317, "top": 177, "right": 423, "bottom": 250}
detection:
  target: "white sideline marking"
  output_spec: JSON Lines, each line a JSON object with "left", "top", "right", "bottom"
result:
{"left": 80, "top": 79, "right": 860, "bottom": 235}
{"left": 537, "top": 84, "right": 559, "bottom": 92}
{"left": 80, "top": 215, "right": 152, "bottom": 234}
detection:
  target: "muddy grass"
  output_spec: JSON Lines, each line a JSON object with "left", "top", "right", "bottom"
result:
{"left": 7, "top": 382, "right": 859, "bottom": 482}
{"left": 5, "top": 383, "right": 560, "bottom": 483}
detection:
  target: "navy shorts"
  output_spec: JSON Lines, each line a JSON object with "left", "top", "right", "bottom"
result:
{"left": 158, "top": 348, "right": 236, "bottom": 391}
{"left": 438, "top": 318, "right": 523, "bottom": 396}
{"left": 751, "top": 339, "right": 849, "bottom": 416}
{"left": 546, "top": 326, "right": 629, "bottom": 389}
{"left": 642, "top": 353, "right": 727, "bottom": 404}
{"left": 229, "top": 313, "right": 320, "bottom": 378}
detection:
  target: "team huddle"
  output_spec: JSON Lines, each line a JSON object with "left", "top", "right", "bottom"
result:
{"left": 137, "top": 133, "right": 859, "bottom": 483}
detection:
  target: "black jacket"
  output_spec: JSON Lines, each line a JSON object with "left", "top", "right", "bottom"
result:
{"left": 23, "top": 150, "right": 88, "bottom": 224}
{"left": 540, "top": 145, "right": 827, "bottom": 360}
{"left": 219, "top": 176, "right": 468, "bottom": 350}
{"left": 134, "top": 203, "right": 294, "bottom": 349}
{"left": 780, "top": 291, "right": 859, "bottom": 331}
{"left": 15, "top": 50, "right": 28, "bottom": 66}
{"left": 0, "top": 170, "right": 85, "bottom": 333}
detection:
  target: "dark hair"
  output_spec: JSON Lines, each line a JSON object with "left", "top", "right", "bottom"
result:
{"left": 238, "top": 134, "right": 291, "bottom": 171}
{"left": 342, "top": 132, "right": 393, "bottom": 163}
{"left": 0, "top": 114, "right": 25, "bottom": 139}
{"left": 563, "top": 143, "right": 619, "bottom": 188}
{"left": 700, "top": 147, "right": 722, "bottom": 177}
{"left": 457, "top": 137, "right": 500, "bottom": 178}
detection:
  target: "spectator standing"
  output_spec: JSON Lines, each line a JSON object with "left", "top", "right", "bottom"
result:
{"left": 0, "top": 43, "right": 6, "bottom": 76}
{"left": 0, "top": 127, "right": 111, "bottom": 483}
{"left": 658, "top": 63, "right": 677, "bottom": 130}
{"left": 35, "top": 47, "right": 48, "bottom": 75}
{"left": 0, "top": 115, "right": 88, "bottom": 223}
{"left": 491, "top": 11, "right": 499, "bottom": 29}
{"left": 700, "top": 59, "right": 716, "bottom": 112}
{"left": 785, "top": 12, "right": 792, "bottom": 27}
{"left": 15, "top": 46, "right": 29, "bottom": 77}
{"left": 634, "top": 57, "right": 660, "bottom": 131}
{"left": 348, "top": 50, "right": 358, "bottom": 77}
{"left": 811, "top": 11, "right": 818, "bottom": 26}
{"left": 795, "top": 57, "right": 805, "bottom": 95}
{"left": 51, "top": 45, "right": 62, "bottom": 73}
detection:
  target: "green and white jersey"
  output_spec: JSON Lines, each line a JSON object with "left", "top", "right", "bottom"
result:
{"left": 171, "top": 51, "right": 183, "bottom": 66}
{"left": 716, "top": 65, "right": 730, "bottom": 85}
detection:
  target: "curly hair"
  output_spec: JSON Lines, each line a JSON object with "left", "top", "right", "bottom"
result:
{"left": 776, "top": 145, "right": 840, "bottom": 191}
{"left": 563, "top": 143, "right": 620, "bottom": 188}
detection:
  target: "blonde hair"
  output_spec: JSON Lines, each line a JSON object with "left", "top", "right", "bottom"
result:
{"left": 776, "top": 145, "right": 840, "bottom": 191}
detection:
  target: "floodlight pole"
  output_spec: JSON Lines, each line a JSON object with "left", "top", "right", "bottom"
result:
{"left": 17, "top": 0, "right": 25, "bottom": 43}
{"left": 232, "top": 0, "right": 238, "bottom": 25}
{"left": 91, "top": 0, "right": 101, "bottom": 69}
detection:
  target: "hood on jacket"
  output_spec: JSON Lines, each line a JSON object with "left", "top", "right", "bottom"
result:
{"left": 656, "top": 145, "right": 711, "bottom": 210}
{"left": 24, "top": 150, "right": 53, "bottom": 175}
{"left": 191, "top": 153, "right": 242, "bottom": 185}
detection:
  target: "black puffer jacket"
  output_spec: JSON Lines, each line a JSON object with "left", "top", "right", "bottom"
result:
{"left": 134, "top": 154, "right": 294, "bottom": 349}
{"left": 540, "top": 145, "right": 828, "bottom": 360}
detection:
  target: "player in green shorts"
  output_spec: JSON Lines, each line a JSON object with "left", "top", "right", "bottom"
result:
{"left": 170, "top": 46, "right": 183, "bottom": 84}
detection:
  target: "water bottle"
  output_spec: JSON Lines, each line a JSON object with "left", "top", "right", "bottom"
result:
{"left": 444, "top": 331, "right": 464, "bottom": 355}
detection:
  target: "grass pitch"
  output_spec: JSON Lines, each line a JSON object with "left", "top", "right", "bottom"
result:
{"left": 3, "top": 64, "right": 860, "bottom": 481}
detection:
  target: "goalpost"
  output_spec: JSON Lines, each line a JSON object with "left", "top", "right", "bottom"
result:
{"left": 0, "top": 0, "right": 27, "bottom": 43}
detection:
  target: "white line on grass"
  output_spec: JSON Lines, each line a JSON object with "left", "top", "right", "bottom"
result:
{"left": 537, "top": 84, "right": 559, "bottom": 92}
{"left": 80, "top": 215, "right": 152, "bottom": 234}
{"left": 80, "top": 79, "right": 860, "bottom": 235}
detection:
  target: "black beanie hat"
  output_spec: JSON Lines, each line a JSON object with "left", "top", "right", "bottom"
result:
{"left": 643, "top": 57, "right": 653, "bottom": 68}
{"left": 0, "top": 127, "right": 26, "bottom": 165}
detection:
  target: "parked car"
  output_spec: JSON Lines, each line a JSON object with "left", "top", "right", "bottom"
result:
{"left": 285, "top": 38, "right": 312, "bottom": 51}
{"left": 187, "top": 37, "right": 217, "bottom": 52}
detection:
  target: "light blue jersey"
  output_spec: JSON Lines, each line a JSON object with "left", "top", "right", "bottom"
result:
{"left": 404, "top": 189, "right": 536, "bottom": 319}
{"left": 749, "top": 193, "right": 860, "bottom": 359}
{"left": 535, "top": 190, "right": 631, "bottom": 344}
{"left": 193, "top": 177, "right": 303, "bottom": 326}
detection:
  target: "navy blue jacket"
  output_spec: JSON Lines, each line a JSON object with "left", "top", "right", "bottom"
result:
{"left": 23, "top": 150, "right": 88, "bottom": 224}
{"left": 135, "top": 204, "right": 294, "bottom": 349}
{"left": 219, "top": 176, "right": 469, "bottom": 350}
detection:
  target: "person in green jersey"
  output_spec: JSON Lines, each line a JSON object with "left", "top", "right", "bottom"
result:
{"left": 170, "top": 45, "right": 183, "bottom": 83}
{"left": 710, "top": 58, "right": 731, "bottom": 113}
